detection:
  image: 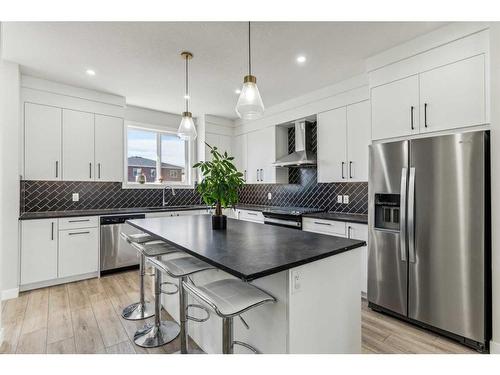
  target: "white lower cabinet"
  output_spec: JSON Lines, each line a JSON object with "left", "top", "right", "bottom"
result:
{"left": 20, "top": 217, "right": 99, "bottom": 290}
{"left": 58, "top": 227, "right": 99, "bottom": 278}
{"left": 237, "top": 209, "right": 264, "bottom": 223}
{"left": 303, "top": 218, "right": 368, "bottom": 295}
{"left": 346, "top": 223, "right": 368, "bottom": 295}
{"left": 21, "top": 219, "right": 58, "bottom": 285}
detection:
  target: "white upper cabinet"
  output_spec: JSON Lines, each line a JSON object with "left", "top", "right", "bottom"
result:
{"left": 24, "top": 103, "right": 62, "bottom": 180}
{"left": 95, "top": 114, "right": 124, "bottom": 182}
{"left": 205, "top": 133, "right": 232, "bottom": 160}
{"left": 346, "top": 101, "right": 371, "bottom": 182}
{"left": 317, "top": 107, "right": 347, "bottom": 183}
{"left": 317, "top": 101, "right": 370, "bottom": 183}
{"left": 62, "top": 109, "right": 95, "bottom": 181}
{"left": 246, "top": 126, "right": 288, "bottom": 184}
{"left": 232, "top": 133, "right": 248, "bottom": 180}
{"left": 371, "top": 75, "right": 419, "bottom": 140}
{"left": 419, "top": 54, "right": 486, "bottom": 133}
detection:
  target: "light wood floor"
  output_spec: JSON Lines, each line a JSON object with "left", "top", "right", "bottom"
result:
{"left": 1, "top": 270, "right": 477, "bottom": 354}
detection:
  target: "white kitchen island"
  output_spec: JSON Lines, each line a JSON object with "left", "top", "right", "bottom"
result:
{"left": 128, "top": 215, "right": 364, "bottom": 354}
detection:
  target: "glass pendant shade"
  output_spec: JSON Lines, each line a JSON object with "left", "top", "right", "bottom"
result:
{"left": 235, "top": 75, "right": 265, "bottom": 120}
{"left": 177, "top": 111, "right": 197, "bottom": 141}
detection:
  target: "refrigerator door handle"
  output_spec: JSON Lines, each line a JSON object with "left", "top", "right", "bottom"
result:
{"left": 400, "top": 167, "right": 408, "bottom": 262}
{"left": 408, "top": 167, "right": 416, "bottom": 263}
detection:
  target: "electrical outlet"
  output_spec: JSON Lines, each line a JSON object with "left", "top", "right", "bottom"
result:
{"left": 337, "top": 195, "right": 343, "bottom": 203}
{"left": 72, "top": 193, "right": 79, "bottom": 202}
{"left": 291, "top": 270, "right": 301, "bottom": 294}
{"left": 267, "top": 192, "right": 272, "bottom": 200}
{"left": 343, "top": 195, "right": 349, "bottom": 204}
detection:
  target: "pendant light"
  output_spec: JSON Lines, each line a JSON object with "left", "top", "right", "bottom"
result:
{"left": 235, "top": 22, "right": 265, "bottom": 120}
{"left": 177, "top": 51, "right": 197, "bottom": 140}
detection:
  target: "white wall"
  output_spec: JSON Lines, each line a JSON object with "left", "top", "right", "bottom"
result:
{"left": 0, "top": 60, "right": 20, "bottom": 302}
{"left": 489, "top": 23, "right": 500, "bottom": 354}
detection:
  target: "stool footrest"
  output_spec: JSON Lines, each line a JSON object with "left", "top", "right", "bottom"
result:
{"left": 233, "top": 341, "right": 259, "bottom": 354}
{"left": 160, "top": 281, "right": 179, "bottom": 295}
{"left": 186, "top": 304, "right": 210, "bottom": 322}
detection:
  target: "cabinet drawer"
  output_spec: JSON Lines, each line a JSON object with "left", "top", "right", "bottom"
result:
{"left": 302, "top": 218, "right": 346, "bottom": 236}
{"left": 238, "top": 209, "right": 264, "bottom": 223}
{"left": 59, "top": 216, "right": 98, "bottom": 230}
{"left": 58, "top": 227, "right": 99, "bottom": 278}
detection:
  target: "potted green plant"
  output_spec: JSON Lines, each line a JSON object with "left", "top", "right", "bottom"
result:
{"left": 193, "top": 144, "right": 245, "bottom": 230}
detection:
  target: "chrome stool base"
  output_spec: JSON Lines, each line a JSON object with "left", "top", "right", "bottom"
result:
{"left": 121, "top": 301, "right": 155, "bottom": 321}
{"left": 133, "top": 321, "right": 180, "bottom": 348}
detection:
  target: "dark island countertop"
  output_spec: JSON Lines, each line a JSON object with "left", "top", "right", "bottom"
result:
{"left": 127, "top": 214, "right": 366, "bottom": 281}
{"left": 19, "top": 205, "right": 212, "bottom": 220}
{"left": 303, "top": 212, "right": 368, "bottom": 224}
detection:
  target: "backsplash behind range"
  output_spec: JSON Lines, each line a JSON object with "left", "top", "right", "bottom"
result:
{"left": 20, "top": 177, "right": 368, "bottom": 215}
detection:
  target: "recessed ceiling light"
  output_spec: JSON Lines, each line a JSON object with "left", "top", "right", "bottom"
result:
{"left": 235, "top": 89, "right": 241, "bottom": 94}
{"left": 86, "top": 69, "right": 96, "bottom": 76}
{"left": 296, "top": 55, "right": 307, "bottom": 64}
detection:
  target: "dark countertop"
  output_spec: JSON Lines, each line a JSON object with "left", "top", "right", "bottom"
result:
{"left": 18, "top": 205, "right": 212, "bottom": 220}
{"left": 303, "top": 212, "right": 368, "bottom": 224}
{"left": 127, "top": 215, "right": 366, "bottom": 281}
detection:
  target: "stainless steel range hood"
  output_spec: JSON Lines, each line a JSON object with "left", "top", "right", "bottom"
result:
{"left": 273, "top": 121, "right": 316, "bottom": 168}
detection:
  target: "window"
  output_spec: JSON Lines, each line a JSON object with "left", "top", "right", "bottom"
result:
{"left": 126, "top": 126, "right": 191, "bottom": 186}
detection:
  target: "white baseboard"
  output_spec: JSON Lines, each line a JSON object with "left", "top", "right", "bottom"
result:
{"left": 490, "top": 340, "right": 500, "bottom": 354}
{"left": 1, "top": 288, "right": 19, "bottom": 301}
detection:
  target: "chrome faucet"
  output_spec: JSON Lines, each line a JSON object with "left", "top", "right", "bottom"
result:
{"left": 162, "top": 185, "right": 176, "bottom": 206}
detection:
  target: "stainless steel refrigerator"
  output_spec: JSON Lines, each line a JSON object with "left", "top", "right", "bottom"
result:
{"left": 368, "top": 130, "right": 491, "bottom": 352}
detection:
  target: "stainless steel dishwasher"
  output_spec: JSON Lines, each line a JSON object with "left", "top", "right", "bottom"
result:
{"left": 100, "top": 214, "right": 146, "bottom": 273}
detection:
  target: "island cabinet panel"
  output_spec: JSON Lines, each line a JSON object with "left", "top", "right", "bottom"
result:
{"left": 58, "top": 227, "right": 99, "bottom": 278}
{"left": 161, "top": 265, "right": 289, "bottom": 354}
{"left": 288, "top": 249, "right": 362, "bottom": 353}
{"left": 20, "top": 219, "right": 58, "bottom": 285}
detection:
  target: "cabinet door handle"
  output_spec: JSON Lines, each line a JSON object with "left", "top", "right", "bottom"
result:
{"left": 98, "top": 163, "right": 101, "bottom": 179}
{"left": 248, "top": 212, "right": 258, "bottom": 216}
{"left": 260, "top": 169, "right": 264, "bottom": 181}
{"left": 51, "top": 222, "right": 54, "bottom": 240}
{"left": 68, "top": 219, "right": 90, "bottom": 223}
{"left": 314, "top": 221, "right": 331, "bottom": 226}
{"left": 244, "top": 170, "right": 247, "bottom": 181}
{"left": 424, "top": 103, "right": 428, "bottom": 128}
{"left": 68, "top": 231, "right": 90, "bottom": 236}
{"left": 410, "top": 106, "right": 414, "bottom": 130}
{"left": 55, "top": 161, "right": 59, "bottom": 178}
{"left": 341, "top": 162, "right": 345, "bottom": 179}
{"left": 349, "top": 161, "right": 353, "bottom": 179}
{"left": 256, "top": 169, "right": 259, "bottom": 181}
{"left": 348, "top": 226, "right": 352, "bottom": 239}
{"left": 89, "top": 162, "right": 92, "bottom": 179}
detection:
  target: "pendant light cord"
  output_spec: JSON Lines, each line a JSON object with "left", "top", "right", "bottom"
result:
{"left": 185, "top": 54, "right": 189, "bottom": 112}
{"left": 248, "top": 21, "right": 251, "bottom": 76}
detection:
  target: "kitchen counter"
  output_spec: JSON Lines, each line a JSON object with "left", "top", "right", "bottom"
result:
{"left": 127, "top": 214, "right": 365, "bottom": 281}
{"left": 18, "top": 205, "right": 212, "bottom": 220}
{"left": 303, "top": 211, "right": 368, "bottom": 224}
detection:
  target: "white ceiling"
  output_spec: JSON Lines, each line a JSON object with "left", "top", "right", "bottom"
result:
{"left": 2, "top": 22, "right": 447, "bottom": 119}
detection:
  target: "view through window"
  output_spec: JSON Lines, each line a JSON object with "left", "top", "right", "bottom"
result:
{"left": 127, "top": 127, "right": 188, "bottom": 184}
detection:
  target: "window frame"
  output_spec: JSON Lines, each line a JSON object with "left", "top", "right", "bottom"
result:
{"left": 123, "top": 121, "right": 195, "bottom": 189}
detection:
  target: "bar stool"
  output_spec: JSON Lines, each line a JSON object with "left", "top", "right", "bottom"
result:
{"left": 183, "top": 279, "right": 276, "bottom": 354}
{"left": 129, "top": 240, "right": 181, "bottom": 348}
{"left": 147, "top": 256, "right": 215, "bottom": 354}
{"left": 120, "top": 233, "right": 157, "bottom": 320}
